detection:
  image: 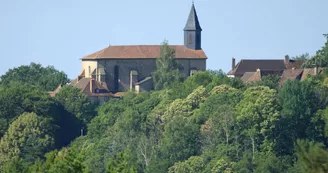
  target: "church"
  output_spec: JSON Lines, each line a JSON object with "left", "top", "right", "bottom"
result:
{"left": 51, "top": 3, "right": 208, "bottom": 104}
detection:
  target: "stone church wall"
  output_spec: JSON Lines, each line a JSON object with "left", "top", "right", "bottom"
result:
{"left": 178, "top": 59, "right": 206, "bottom": 76}
{"left": 97, "top": 59, "right": 157, "bottom": 91}
{"left": 89, "top": 58, "right": 206, "bottom": 92}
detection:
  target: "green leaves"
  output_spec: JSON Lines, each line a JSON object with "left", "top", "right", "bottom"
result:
{"left": 106, "top": 151, "right": 137, "bottom": 173}
{"left": 0, "top": 63, "right": 69, "bottom": 91}
{"left": 275, "top": 80, "right": 319, "bottom": 155}
{"left": 0, "top": 113, "right": 55, "bottom": 169}
{"left": 302, "top": 34, "right": 328, "bottom": 68}
{"left": 152, "top": 40, "right": 184, "bottom": 90}
{"left": 296, "top": 140, "right": 328, "bottom": 173}
{"left": 168, "top": 156, "right": 205, "bottom": 173}
{"left": 55, "top": 85, "right": 96, "bottom": 124}
{"left": 2, "top": 58, "right": 328, "bottom": 172}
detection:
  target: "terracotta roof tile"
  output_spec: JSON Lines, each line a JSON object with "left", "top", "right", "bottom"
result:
{"left": 241, "top": 72, "right": 255, "bottom": 83}
{"left": 69, "top": 77, "right": 110, "bottom": 95}
{"left": 81, "top": 45, "right": 207, "bottom": 59}
{"left": 245, "top": 69, "right": 284, "bottom": 83}
{"left": 280, "top": 69, "right": 303, "bottom": 86}
{"left": 246, "top": 71, "right": 261, "bottom": 83}
{"left": 227, "top": 59, "right": 304, "bottom": 77}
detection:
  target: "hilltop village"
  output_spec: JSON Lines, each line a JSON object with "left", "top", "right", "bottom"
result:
{"left": 2, "top": 2, "right": 328, "bottom": 172}
{"left": 47, "top": 3, "right": 322, "bottom": 104}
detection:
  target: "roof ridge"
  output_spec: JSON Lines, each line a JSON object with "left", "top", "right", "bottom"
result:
{"left": 96, "top": 46, "right": 110, "bottom": 58}
{"left": 81, "top": 45, "right": 207, "bottom": 59}
{"left": 99, "top": 44, "right": 185, "bottom": 46}
{"left": 240, "top": 59, "right": 284, "bottom": 61}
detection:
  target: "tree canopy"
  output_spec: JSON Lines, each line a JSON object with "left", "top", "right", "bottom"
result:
{"left": 1, "top": 37, "right": 328, "bottom": 172}
{"left": 0, "top": 63, "right": 69, "bottom": 91}
{"left": 152, "top": 40, "right": 184, "bottom": 90}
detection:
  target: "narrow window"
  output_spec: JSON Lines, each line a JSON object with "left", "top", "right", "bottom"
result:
{"left": 189, "top": 34, "right": 193, "bottom": 44}
{"left": 88, "top": 66, "right": 91, "bottom": 77}
{"left": 114, "top": 66, "right": 119, "bottom": 91}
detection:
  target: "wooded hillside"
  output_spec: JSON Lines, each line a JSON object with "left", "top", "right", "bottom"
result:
{"left": 1, "top": 37, "right": 328, "bottom": 173}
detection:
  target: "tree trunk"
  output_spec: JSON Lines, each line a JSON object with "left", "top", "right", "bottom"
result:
{"left": 235, "top": 134, "right": 239, "bottom": 158}
{"left": 251, "top": 136, "right": 255, "bottom": 160}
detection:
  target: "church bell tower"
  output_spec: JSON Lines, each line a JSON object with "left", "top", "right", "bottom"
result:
{"left": 184, "top": 2, "right": 202, "bottom": 50}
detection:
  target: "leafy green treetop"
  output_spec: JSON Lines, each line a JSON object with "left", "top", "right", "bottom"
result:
{"left": 0, "top": 63, "right": 69, "bottom": 91}
{"left": 152, "top": 40, "right": 183, "bottom": 90}
{"left": 0, "top": 112, "right": 55, "bottom": 170}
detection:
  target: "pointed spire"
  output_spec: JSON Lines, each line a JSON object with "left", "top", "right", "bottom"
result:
{"left": 184, "top": 3, "right": 202, "bottom": 31}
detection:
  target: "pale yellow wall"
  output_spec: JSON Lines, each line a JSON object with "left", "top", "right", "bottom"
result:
{"left": 82, "top": 60, "right": 98, "bottom": 78}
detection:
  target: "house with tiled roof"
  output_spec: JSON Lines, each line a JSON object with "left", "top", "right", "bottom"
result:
{"left": 227, "top": 55, "right": 326, "bottom": 86}
{"left": 232, "top": 57, "right": 324, "bottom": 86}
{"left": 50, "top": 3, "right": 207, "bottom": 103}
{"left": 227, "top": 55, "right": 304, "bottom": 79}
{"left": 241, "top": 69, "right": 285, "bottom": 84}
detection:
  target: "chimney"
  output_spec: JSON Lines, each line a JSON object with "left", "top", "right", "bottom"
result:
{"left": 284, "top": 55, "right": 290, "bottom": 64}
{"left": 90, "top": 79, "right": 93, "bottom": 93}
{"left": 232, "top": 58, "right": 236, "bottom": 70}
{"left": 314, "top": 66, "right": 318, "bottom": 75}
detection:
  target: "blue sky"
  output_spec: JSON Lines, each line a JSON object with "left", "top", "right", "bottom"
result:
{"left": 1, "top": 0, "right": 328, "bottom": 79}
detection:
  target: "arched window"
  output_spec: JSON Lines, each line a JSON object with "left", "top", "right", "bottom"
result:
{"left": 189, "top": 34, "right": 193, "bottom": 44}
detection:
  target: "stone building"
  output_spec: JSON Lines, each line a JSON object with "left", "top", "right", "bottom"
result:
{"left": 50, "top": 3, "right": 207, "bottom": 104}
{"left": 227, "top": 55, "right": 304, "bottom": 78}
{"left": 227, "top": 55, "right": 324, "bottom": 86}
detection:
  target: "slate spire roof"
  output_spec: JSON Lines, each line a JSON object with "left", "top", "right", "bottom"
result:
{"left": 184, "top": 3, "right": 202, "bottom": 31}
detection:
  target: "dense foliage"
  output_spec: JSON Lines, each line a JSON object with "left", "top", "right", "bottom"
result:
{"left": 0, "top": 63, "right": 69, "bottom": 91}
{"left": 152, "top": 40, "right": 184, "bottom": 90}
{"left": 1, "top": 39, "right": 328, "bottom": 172}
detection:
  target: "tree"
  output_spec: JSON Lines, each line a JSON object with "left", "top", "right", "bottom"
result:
{"left": 302, "top": 34, "right": 328, "bottom": 68}
{"left": 158, "top": 116, "right": 200, "bottom": 170}
{"left": 296, "top": 140, "right": 328, "bottom": 173}
{"left": 2, "top": 157, "right": 27, "bottom": 173}
{"left": 292, "top": 53, "right": 311, "bottom": 61}
{"left": 168, "top": 156, "right": 205, "bottom": 173}
{"left": 236, "top": 86, "right": 279, "bottom": 159}
{"left": 274, "top": 80, "right": 319, "bottom": 155}
{"left": 195, "top": 84, "right": 241, "bottom": 124}
{"left": 55, "top": 85, "right": 96, "bottom": 124}
{"left": 212, "top": 105, "right": 236, "bottom": 147}
{"left": 247, "top": 74, "right": 281, "bottom": 90}
{"left": 0, "top": 85, "right": 57, "bottom": 137}
{"left": 253, "top": 151, "right": 294, "bottom": 173}
{"left": 0, "top": 113, "right": 55, "bottom": 169}
{"left": 0, "top": 63, "right": 69, "bottom": 91}
{"left": 174, "top": 71, "right": 214, "bottom": 98}
{"left": 152, "top": 40, "right": 183, "bottom": 90}
{"left": 33, "top": 148, "right": 87, "bottom": 173}
{"left": 106, "top": 151, "right": 137, "bottom": 173}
